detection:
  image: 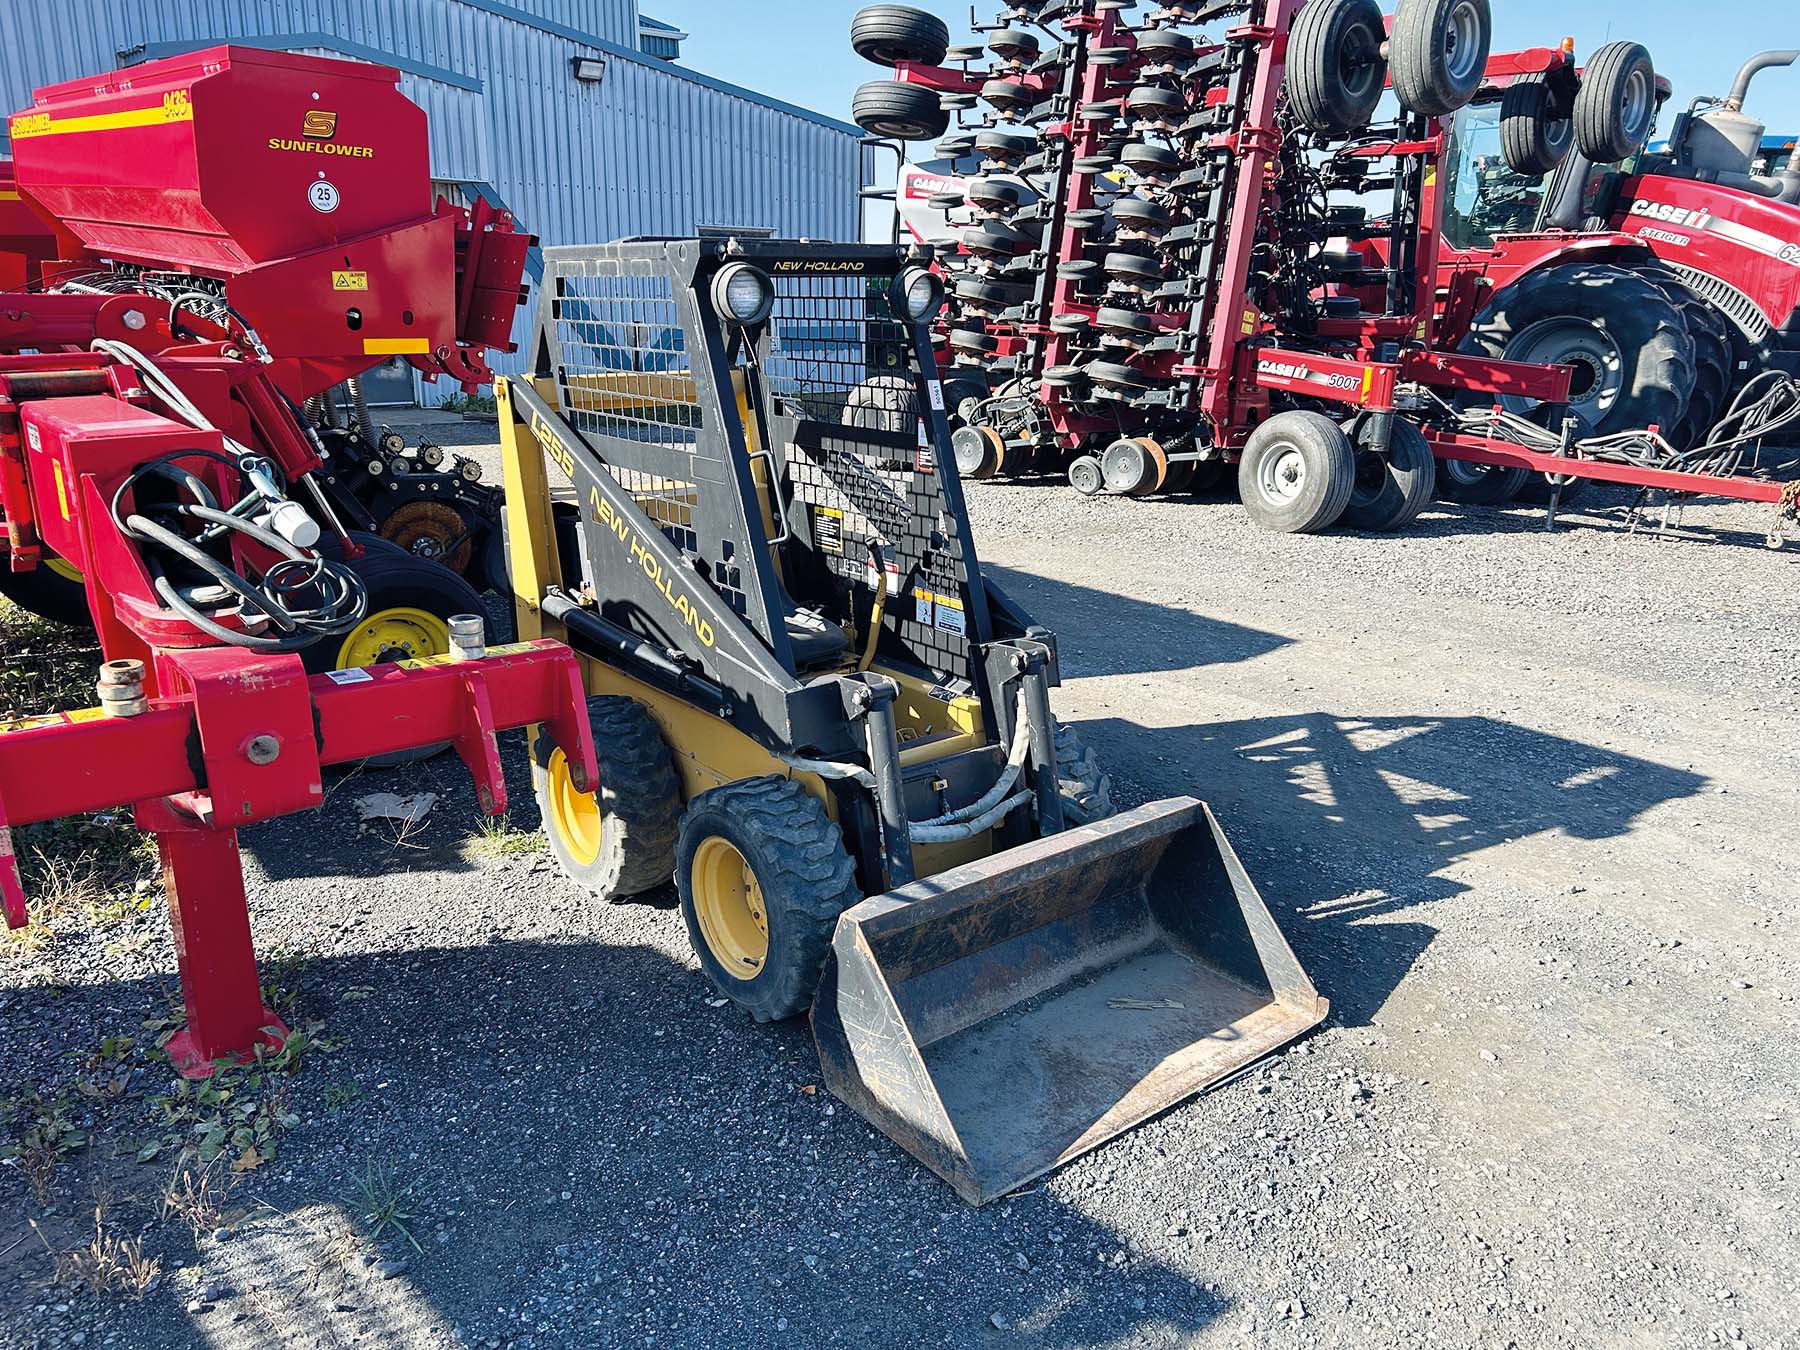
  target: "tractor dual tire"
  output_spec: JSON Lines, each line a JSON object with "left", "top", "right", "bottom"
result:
{"left": 1573, "top": 42, "right": 1657, "bottom": 164}
{"left": 1635, "top": 263, "right": 1733, "bottom": 448}
{"left": 852, "top": 80, "right": 949, "bottom": 141}
{"left": 1237, "top": 411, "right": 1356, "bottom": 534}
{"left": 676, "top": 776, "right": 862, "bottom": 1023}
{"left": 0, "top": 553, "right": 92, "bottom": 628}
{"left": 1339, "top": 416, "right": 1437, "bottom": 532}
{"left": 535, "top": 696, "right": 682, "bottom": 901}
{"left": 1389, "top": 0, "right": 1492, "bottom": 120}
{"left": 1499, "top": 72, "right": 1574, "bottom": 176}
{"left": 1468, "top": 262, "right": 1695, "bottom": 439}
{"left": 1286, "top": 0, "right": 1388, "bottom": 138}
{"left": 851, "top": 5, "right": 950, "bottom": 68}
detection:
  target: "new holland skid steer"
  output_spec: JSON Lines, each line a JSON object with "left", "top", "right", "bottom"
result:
{"left": 498, "top": 237, "right": 1326, "bottom": 1204}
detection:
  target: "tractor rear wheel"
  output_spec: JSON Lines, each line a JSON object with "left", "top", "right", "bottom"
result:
{"left": 0, "top": 552, "right": 92, "bottom": 628}
{"left": 676, "top": 776, "right": 862, "bottom": 1022}
{"left": 1635, "top": 264, "right": 1733, "bottom": 448}
{"left": 852, "top": 80, "right": 948, "bottom": 141}
{"left": 1389, "top": 0, "right": 1492, "bottom": 119}
{"left": 535, "top": 696, "right": 682, "bottom": 901}
{"left": 1469, "top": 262, "right": 1695, "bottom": 438}
{"left": 1287, "top": 0, "right": 1388, "bottom": 137}
{"left": 850, "top": 5, "right": 950, "bottom": 67}
{"left": 1338, "top": 416, "right": 1437, "bottom": 532}
{"left": 1436, "top": 457, "right": 1529, "bottom": 504}
{"left": 1236, "top": 412, "right": 1356, "bottom": 533}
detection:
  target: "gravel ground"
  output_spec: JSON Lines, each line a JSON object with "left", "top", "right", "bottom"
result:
{"left": 3, "top": 442, "right": 1798, "bottom": 1350}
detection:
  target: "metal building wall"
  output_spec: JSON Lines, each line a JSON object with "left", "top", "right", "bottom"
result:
{"left": 0, "top": 0, "right": 864, "bottom": 399}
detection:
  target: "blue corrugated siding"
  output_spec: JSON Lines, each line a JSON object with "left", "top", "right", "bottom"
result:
{"left": 0, "top": 0, "right": 862, "bottom": 403}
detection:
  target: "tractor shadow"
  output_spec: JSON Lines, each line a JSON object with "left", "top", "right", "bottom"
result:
{"left": 1078, "top": 711, "right": 1707, "bottom": 1027}
{"left": 986, "top": 563, "right": 1293, "bottom": 675}
{"left": 0, "top": 937, "right": 1236, "bottom": 1350}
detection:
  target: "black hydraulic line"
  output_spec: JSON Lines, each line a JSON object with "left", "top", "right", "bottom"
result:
{"left": 541, "top": 590, "right": 731, "bottom": 709}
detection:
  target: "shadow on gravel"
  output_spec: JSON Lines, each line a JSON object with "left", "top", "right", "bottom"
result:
{"left": 1082, "top": 711, "right": 1707, "bottom": 1028}
{"left": 4, "top": 936, "right": 1235, "bottom": 1349}
{"left": 987, "top": 564, "right": 1292, "bottom": 676}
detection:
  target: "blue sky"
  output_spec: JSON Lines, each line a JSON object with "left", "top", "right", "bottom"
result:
{"left": 649, "top": 1, "right": 1800, "bottom": 142}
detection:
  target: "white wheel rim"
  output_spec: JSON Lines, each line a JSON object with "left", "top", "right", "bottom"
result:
{"left": 1501, "top": 317, "right": 1626, "bottom": 422}
{"left": 1443, "top": 3, "right": 1484, "bottom": 87}
{"left": 1258, "top": 444, "right": 1308, "bottom": 504}
{"left": 1620, "top": 69, "right": 1651, "bottom": 143}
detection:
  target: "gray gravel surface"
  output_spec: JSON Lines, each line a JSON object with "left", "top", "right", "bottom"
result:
{"left": 3, "top": 465, "right": 1797, "bottom": 1350}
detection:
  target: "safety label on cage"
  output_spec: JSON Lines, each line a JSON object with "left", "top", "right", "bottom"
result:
{"left": 813, "top": 506, "right": 844, "bottom": 554}
{"left": 915, "top": 419, "right": 935, "bottom": 474}
{"left": 914, "top": 589, "right": 965, "bottom": 637}
{"left": 927, "top": 677, "right": 973, "bottom": 705}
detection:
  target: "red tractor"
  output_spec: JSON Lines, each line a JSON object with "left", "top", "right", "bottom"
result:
{"left": 1430, "top": 46, "right": 1800, "bottom": 501}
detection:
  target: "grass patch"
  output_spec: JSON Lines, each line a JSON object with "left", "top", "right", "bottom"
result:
{"left": 144, "top": 1021, "right": 327, "bottom": 1174}
{"left": 1, "top": 1090, "right": 87, "bottom": 1203}
{"left": 354, "top": 1158, "right": 424, "bottom": 1253}
{"left": 44, "top": 1207, "right": 161, "bottom": 1299}
{"left": 463, "top": 812, "right": 545, "bottom": 862}
{"left": 0, "top": 595, "right": 99, "bottom": 719}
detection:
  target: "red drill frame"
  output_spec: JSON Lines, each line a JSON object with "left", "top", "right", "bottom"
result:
{"left": 892, "top": 0, "right": 1571, "bottom": 475}
{"left": 0, "top": 351, "right": 597, "bottom": 1076}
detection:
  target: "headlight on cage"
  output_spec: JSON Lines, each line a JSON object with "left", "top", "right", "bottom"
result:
{"left": 711, "top": 262, "right": 775, "bottom": 327}
{"left": 892, "top": 266, "right": 945, "bottom": 324}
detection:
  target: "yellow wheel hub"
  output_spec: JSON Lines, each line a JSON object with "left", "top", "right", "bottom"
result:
{"left": 335, "top": 607, "right": 451, "bottom": 669}
{"left": 691, "top": 837, "right": 769, "bottom": 980}
{"left": 44, "top": 556, "right": 83, "bottom": 584}
{"left": 547, "top": 748, "right": 603, "bottom": 866}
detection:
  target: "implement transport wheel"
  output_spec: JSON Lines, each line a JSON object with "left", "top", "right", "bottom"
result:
{"left": 676, "top": 776, "right": 862, "bottom": 1023}
{"left": 0, "top": 552, "right": 92, "bottom": 627}
{"left": 953, "top": 425, "right": 1005, "bottom": 479}
{"left": 851, "top": 5, "right": 951, "bottom": 67}
{"left": 1287, "top": 0, "right": 1388, "bottom": 137}
{"left": 1573, "top": 42, "right": 1657, "bottom": 163}
{"left": 534, "top": 696, "right": 682, "bottom": 900}
{"left": 1236, "top": 412, "right": 1356, "bottom": 534}
{"left": 1068, "top": 455, "right": 1105, "bottom": 496}
{"left": 1388, "top": 0, "right": 1491, "bottom": 119}
{"left": 1436, "top": 456, "right": 1529, "bottom": 505}
{"left": 852, "top": 80, "right": 949, "bottom": 140}
{"left": 1469, "top": 263, "right": 1694, "bottom": 439}
{"left": 1499, "top": 72, "right": 1573, "bottom": 175}
{"left": 1054, "top": 722, "right": 1115, "bottom": 825}
{"left": 303, "top": 540, "right": 488, "bottom": 675}
{"left": 1100, "top": 436, "right": 1169, "bottom": 496}
{"left": 1339, "top": 417, "right": 1437, "bottom": 532}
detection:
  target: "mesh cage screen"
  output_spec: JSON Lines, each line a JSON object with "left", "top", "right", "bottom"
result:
{"left": 767, "top": 277, "right": 976, "bottom": 682}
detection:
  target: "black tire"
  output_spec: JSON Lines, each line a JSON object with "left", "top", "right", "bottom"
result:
{"left": 1573, "top": 42, "right": 1657, "bottom": 163}
{"left": 1236, "top": 412, "right": 1356, "bottom": 534}
{"left": 1469, "top": 262, "right": 1694, "bottom": 438}
{"left": 1338, "top": 417, "right": 1437, "bottom": 532}
{"left": 841, "top": 374, "right": 919, "bottom": 434}
{"left": 0, "top": 553, "right": 92, "bottom": 627}
{"left": 1500, "top": 73, "right": 1573, "bottom": 175}
{"left": 675, "top": 776, "right": 861, "bottom": 1023}
{"left": 534, "top": 696, "right": 681, "bottom": 900}
{"left": 852, "top": 79, "right": 949, "bottom": 140}
{"left": 1389, "top": 0, "right": 1491, "bottom": 119}
{"left": 1512, "top": 468, "right": 1592, "bottom": 507}
{"left": 1287, "top": 0, "right": 1388, "bottom": 137}
{"left": 850, "top": 5, "right": 950, "bottom": 67}
{"left": 987, "top": 26, "right": 1040, "bottom": 63}
{"left": 1053, "top": 722, "right": 1114, "bottom": 825}
{"left": 301, "top": 547, "right": 487, "bottom": 675}
{"left": 941, "top": 376, "right": 988, "bottom": 426}
{"left": 1635, "top": 263, "right": 1732, "bottom": 445}
{"left": 1436, "top": 456, "right": 1530, "bottom": 504}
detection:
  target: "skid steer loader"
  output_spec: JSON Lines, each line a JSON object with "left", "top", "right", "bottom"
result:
{"left": 499, "top": 237, "right": 1327, "bottom": 1204}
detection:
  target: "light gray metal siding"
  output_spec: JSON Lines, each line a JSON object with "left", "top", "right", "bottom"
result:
{"left": 0, "top": 0, "right": 864, "bottom": 402}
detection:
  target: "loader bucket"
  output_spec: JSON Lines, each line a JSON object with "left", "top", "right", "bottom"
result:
{"left": 811, "top": 797, "right": 1327, "bottom": 1205}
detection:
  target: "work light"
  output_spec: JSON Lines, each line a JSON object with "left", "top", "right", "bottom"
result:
{"left": 711, "top": 263, "right": 775, "bottom": 327}
{"left": 893, "top": 266, "right": 945, "bottom": 323}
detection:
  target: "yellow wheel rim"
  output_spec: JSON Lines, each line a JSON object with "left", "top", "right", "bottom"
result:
{"left": 691, "top": 837, "right": 769, "bottom": 980}
{"left": 44, "top": 556, "right": 83, "bottom": 584}
{"left": 335, "top": 607, "right": 451, "bottom": 669}
{"left": 547, "top": 748, "right": 603, "bottom": 866}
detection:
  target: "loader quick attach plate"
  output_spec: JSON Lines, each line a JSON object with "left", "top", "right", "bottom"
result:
{"left": 812, "top": 798, "right": 1329, "bottom": 1205}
